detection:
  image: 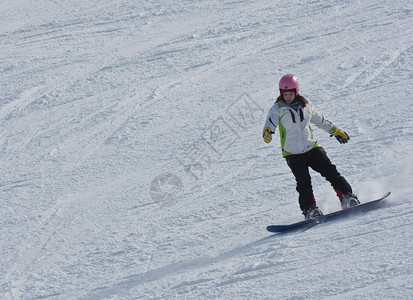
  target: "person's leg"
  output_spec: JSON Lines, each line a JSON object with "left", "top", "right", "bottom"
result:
{"left": 286, "top": 154, "right": 316, "bottom": 212}
{"left": 308, "top": 147, "right": 352, "bottom": 198}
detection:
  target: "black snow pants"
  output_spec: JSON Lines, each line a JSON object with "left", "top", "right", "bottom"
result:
{"left": 285, "top": 147, "right": 352, "bottom": 212}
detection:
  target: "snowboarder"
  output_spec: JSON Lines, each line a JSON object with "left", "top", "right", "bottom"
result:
{"left": 263, "top": 74, "right": 360, "bottom": 219}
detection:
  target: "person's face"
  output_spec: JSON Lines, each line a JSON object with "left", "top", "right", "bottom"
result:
{"left": 283, "top": 92, "right": 295, "bottom": 103}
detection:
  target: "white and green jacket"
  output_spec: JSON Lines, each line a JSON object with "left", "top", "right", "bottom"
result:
{"left": 263, "top": 99, "right": 337, "bottom": 157}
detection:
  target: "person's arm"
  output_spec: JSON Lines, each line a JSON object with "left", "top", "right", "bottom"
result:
{"left": 308, "top": 102, "right": 349, "bottom": 144}
{"left": 262, "top": 105, "right": 279, "bottom": 143}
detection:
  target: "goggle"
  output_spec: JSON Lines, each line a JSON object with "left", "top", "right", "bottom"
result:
{"left": 280, "top": 88, "right": 296, "bottom": 94}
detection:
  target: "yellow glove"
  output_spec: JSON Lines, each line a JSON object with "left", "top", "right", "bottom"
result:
{"left": 263, "top": 127, "right": 273, "bottom": 144}
{"left": 331, "top": 126, "right": 349, "bottom": 144}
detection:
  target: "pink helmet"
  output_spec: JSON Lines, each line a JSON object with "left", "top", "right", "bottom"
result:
{"left": 279, "top": 74, "right": 299, "bottom": 95}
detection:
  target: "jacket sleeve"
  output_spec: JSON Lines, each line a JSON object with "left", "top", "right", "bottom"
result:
{"left": 263, "top": 104, "right": 279, "bottom": 133}
{"left": 307, "top": 102, "right": 336, "bottom": 134}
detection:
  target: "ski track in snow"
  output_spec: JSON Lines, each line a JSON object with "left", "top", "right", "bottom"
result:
{"left": 1, "top": 0, "right": 413, "bottom": 299}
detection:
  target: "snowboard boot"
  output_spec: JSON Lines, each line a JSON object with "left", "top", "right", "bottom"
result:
{"left": 340, "top": 193, "right": 360, "bottom": 209}
{"left": 304, "top": 205, "right": 323, "bottom": 220}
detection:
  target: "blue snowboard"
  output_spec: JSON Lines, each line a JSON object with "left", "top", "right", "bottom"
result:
{"left": 267, "top": 192, "right": 391, "bottom": 233}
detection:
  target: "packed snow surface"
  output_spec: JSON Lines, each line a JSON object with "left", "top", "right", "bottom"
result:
{"left": 1, "top": 0, "right": 413, "bottom": 299}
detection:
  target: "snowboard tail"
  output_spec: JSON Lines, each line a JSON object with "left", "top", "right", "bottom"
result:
{"left": 267, "top": 192, "right": 391, "bottom": 233}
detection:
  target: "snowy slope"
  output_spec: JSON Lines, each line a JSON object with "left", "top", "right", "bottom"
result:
{"left": 1, "top": 0, "right": 412, "bottom": 299}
